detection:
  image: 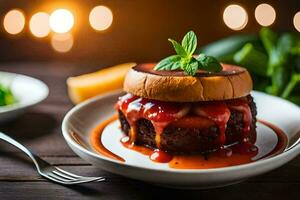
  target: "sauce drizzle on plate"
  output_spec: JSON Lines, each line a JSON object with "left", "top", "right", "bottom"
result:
{"left": 90, "top": 114, "right": 125, "bottom": 162}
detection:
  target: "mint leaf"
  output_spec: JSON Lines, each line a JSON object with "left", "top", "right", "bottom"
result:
{"left": 182, "top": 31, "right": 197, "bottom": 56}
{"left": 154, "top": 31, "right": 222, "bottom": 76}
{"left": 154, "top": 55, "right": 181, "bottom": 70}
{"left": 184, "top": 61, "right": 199, "bottom": 76}
{"left": 197, "top": 54, "right": 222, "bottom": 72}
{"left": 196, "top": 53, "right": 206, "bottom": 62}
{"left": 170, "top": 61, "right": 181, "bottom": 70}
{"left": 168, "top": 39, "right": 187, "bottom": 57}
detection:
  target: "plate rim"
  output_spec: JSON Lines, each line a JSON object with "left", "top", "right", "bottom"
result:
{"left": 0, "top": 71, "right": 49, "bottom": 113}
{"left": 62, "top": 90, "right": 300, "bottom": 174}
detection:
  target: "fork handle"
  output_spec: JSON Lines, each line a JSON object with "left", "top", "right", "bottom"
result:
{"left": 0, "top": 131, "right": 40, "bottom": 169}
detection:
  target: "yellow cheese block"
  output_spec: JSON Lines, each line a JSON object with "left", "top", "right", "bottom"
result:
{"left": 67, "top": 62, "right": 136, "bottom": 104}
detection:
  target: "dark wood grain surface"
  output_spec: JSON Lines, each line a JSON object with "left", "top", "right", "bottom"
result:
{"left": 0, "top": 62, "right": 300, "bottom": 200}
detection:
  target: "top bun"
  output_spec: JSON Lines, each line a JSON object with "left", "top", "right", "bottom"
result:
{"left": 123, "top": 63, "right": 253, "bottom": 102}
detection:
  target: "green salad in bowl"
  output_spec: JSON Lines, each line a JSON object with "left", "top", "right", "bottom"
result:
{"left": 0, "top": 71, "right": 48, "bottom": 123}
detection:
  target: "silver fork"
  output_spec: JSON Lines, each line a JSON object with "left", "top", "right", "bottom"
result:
{"left": 0, "top": 131, "right": 105, "bottom": 185}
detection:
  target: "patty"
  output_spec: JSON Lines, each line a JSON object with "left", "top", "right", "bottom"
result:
{"left": 118, "top": 95, "right": 257, "bottom": 154}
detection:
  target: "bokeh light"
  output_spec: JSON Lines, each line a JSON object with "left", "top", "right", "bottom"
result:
{"left": 255, "top": 4, "right": 276, "bottom": 26}
{"left": 3, "top": 9, "right": 25, "bottom": 35}
{"left": 51, "top": 33, "right": 74, "bottom": 53}
{"left": 223, "top": 5, "right": 248, "bottom": 30}
{"left": 49, "top": 9, "right": 74, "bottom": 33}
{"left": 293, "top": 12, "right": 300, "bottom": 32}
{"left": 89, "top": 6, "right": 113, "bottom": 31}
{"left": 29, "top": 12, "right": 50, "bottom": 38}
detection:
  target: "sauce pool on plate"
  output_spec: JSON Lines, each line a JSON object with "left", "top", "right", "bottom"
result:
{"left": 89, "top": 115, "right": 288, "bottom": 169}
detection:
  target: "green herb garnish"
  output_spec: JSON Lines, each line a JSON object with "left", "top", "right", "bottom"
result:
{"left": 154, "top": 31, "right": 222, "bottom": 76}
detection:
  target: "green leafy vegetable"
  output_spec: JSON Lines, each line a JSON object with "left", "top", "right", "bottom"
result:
{"left": 168, "top": 39, "right": 187, "bottom": 57}
{"left": 0, "top": 84, "right": 16, "bottom": 106}
{"left": 196, "top": 54, "right": 222, "bottom": 72}
{"left": 281, "top": 74, "right": 300, "bottom": 98}
{"left": 182, "top": 31, "right": 197, "bottom": 55}
{"left": 201, "top": 27, "right": 300, "bottom": 106}
{"left": 154, "top": 31, "right": 222, "bottom": 76}
{"left": 233, "top": 43, "right": 268, "bottom": 76}
{"left": 155, "top": 55, "right": 182, "bottom": 71}
{"left": 199, "top": 34, "right": 260, "bottom": 63}
{"left": 185, "top": 61, "right": 199, "bottom": 76}
{"left": 260, "top": 27, "right": 278, "bottom": 55}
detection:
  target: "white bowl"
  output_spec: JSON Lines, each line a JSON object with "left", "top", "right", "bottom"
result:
{"left": 62, "top": 90, "right": 300, "bottom": 189}
{"left": 0, "top": 71, "right": 49, "bottom": 123}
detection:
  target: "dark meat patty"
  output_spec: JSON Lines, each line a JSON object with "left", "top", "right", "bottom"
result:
{"left": 118, "top": 95, "right": 257, "bottom": 154}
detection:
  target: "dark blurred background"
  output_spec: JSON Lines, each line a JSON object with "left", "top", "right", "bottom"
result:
{"left": 0, "top": 0, "right": 299, "bottom": 66}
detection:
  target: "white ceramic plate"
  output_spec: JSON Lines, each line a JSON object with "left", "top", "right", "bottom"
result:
{"left": 0, "top": 71, "right": 49, "bottom": 123}
{"left": 62, "top": 90, "right": 300, "bottom": 189}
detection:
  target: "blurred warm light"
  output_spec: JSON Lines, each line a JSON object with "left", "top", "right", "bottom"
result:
{"left": 255, "top": 4, "right": 276, "bottom": 26}
{"left": 223, "top": 5, "right": 248, "bottom": 30}
{"left": 293, "top": 12, "right": 300, "bottom": 32}
{"left": 3, "top": 9, "right": 25, "bottom": 35}
{"left": 49, "top": 9, "right": 74, "bottom": 33}
{"left": 29, "top": 12, "right": 50, "bottom": 38}
{"left": 51, "top": 33, "right": 74, "bottom": 53}
{"left": 89, "top": 6, "right": 113, "bottom": 31}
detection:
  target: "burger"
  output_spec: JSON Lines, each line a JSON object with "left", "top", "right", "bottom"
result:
{"left": 115, "top": 31, "right": 257, "bottom": 154}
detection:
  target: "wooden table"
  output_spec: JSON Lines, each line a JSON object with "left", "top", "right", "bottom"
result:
{"left": 0, "top": 62, "right": 299, "bottom": 200}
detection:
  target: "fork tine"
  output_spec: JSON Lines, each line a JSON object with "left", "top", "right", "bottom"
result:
{"left": 44, "top": 173, "right": 105, "bottom": 185}
{"left": 54, "top": 167, "right": 82, "bottom": 178}
{"left": 47, "top": 172, "right": 74, "bottom": 182}
{"left": 52, "top": 170, "right": 78, "bottom": 181}
{"left": 43, "top": 174, "right": 68, "bottom": 184}
{"left": 55, "top": 167, "right": 102, "bottom": 179}
{"left": 67, "top": 177, "right": 106, "bottom": 184}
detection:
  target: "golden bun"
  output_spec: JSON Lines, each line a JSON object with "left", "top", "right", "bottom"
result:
{"left": 124, "top": 63, "right": 253, "bottom": 102}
